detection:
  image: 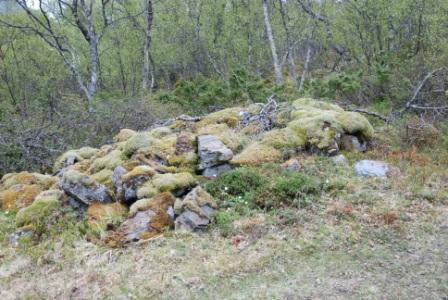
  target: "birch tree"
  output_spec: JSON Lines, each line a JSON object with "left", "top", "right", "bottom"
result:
{"left": 262, "top": 0, "right": 283, "bottom": 85}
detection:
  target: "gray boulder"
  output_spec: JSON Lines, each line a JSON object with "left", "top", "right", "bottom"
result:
{"left": 355, "top": 160, "right": 389, "bottom": 177}
{"left": 60, "top": 170, "right": 113, "bottom": 206}
{"left": 197, "top": 135, "right": 233, "bottom": 170}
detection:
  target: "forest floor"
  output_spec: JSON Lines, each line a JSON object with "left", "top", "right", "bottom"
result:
{"left": 0, "top": 125, "right": 447, "bottom": 299}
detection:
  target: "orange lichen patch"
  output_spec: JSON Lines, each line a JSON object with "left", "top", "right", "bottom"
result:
{"left": 87, "top": 202, "right": 128, "bottom": 231}
{"left": 0, "top": 184, "right": 41, "bottom": 211}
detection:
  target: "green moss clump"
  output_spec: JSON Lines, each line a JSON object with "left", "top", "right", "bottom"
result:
{"left": 136, "top": 181, "right": 158, "bottom": 199}
{"left": 151, "top": 172, "right": 197, "bottom": 192}
{"left": 15, "top": 189, "right": 62, "bottom": 228}
{"left": 292, "top": 98, "right": 345, "bottom": 112}
{"left": 114, "top": 129, "right": 137, "bottom": 143}
{"left": 287, "top": 98, "right": 374, "bottom": 150}
{"left": 91, "top": 169, "right": 113, "bottom": 188}
{"left": 123, "top": 132, "right": 156, "bottom": 157}
{"left": 196, "top": 123, "right": 247, "bottom": 151}
{"left": 53, "top": 147, "right": 99, "bottom": 172}
{"left": 231, "top": 142, "right": 283, "bottom": 166}
{"left": 260, "top": 128, "right": 307, "bottom": 150}
{"left": 195, "top": 107, "right": 242, "bottom": 128}
{"left": 149, "top": 127, "right": 173, "bottom": 138}
{"left": 90, "top": 150, "right": 124, "bottom": 173}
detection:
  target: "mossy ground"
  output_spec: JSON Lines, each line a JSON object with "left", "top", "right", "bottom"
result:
{"left": 0, "top": 120, "right": 447, "bottom": 299}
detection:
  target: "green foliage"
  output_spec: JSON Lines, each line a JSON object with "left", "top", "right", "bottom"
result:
{"left": 205, "top": 166, "right": 322, "bottom": 210}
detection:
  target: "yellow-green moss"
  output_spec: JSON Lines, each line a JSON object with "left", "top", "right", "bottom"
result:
{"left": 292, "top": 98, "right": 345, "bottom": 112}
{"left": 114, "top": 129, "right": 137, "bottom": 143}
{"left": 90, "top": 150, "right": 124, "bottom": 173}
{"left": 149, "top": 127, "right": 172, "bottom": 138}
{"left": 15, "top": 190, "right": 62, "bottom": 228}
{"left": 260, "top": 128, "right": 307, "bottom": 150}
{"left": 53, "top": 147, "right": 99, "bottom": 172}
{"left": 196, "top": 123, "right": 247, "bottom": 151}
{"left": 122, "top": 165, "right": 156, "bottom": 183}
{"left": 287, "top": 99, "right": 374, "bottom": 149}
{"left": 168, "top": 152, "right": 198, "bottom": 167}
{"left": 62, "top": 170, "right": 95, "bottom": 187}
{"left": 230, "top": 142, "right": 283, "bottom": 166}
{"left": 151, "top": 172, "right": 197, "bottom": 192}
{"left": 123, "top": 132, "right": 156, "bottom": 157}
{"left": 91, "top": 169, "right": 113, "bottom": 190}
{"left": 138, "top": 135, "right": 177, "bottom": 161}
{"left": 195, "top": 107, "right": 242, "bottom": 129}
{"left": 136, "top": 181, "right": 158, "bottom": 199}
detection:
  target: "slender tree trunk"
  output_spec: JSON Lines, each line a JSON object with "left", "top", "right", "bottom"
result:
{"left": 279, "top": 0, "right": 298, "bottom": 86}
{"left": 262, "top": 0, "right": 283, "bottom": 85}
{"left": 142, "top": 0, "right": 154, "bottom": 92}
{"left": 298, "top": 44, "right": 312, "bottom": 93}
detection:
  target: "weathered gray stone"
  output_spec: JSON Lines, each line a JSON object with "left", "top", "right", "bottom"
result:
{"left": 332, "top": 154, "right": 349, "bottom": 166}
{"left": 174, "top": 186, "right": 216, "bottom": 231}
{"left": 59, "top": 170, "right": 113, "bottom": 206}
{"left": 202, "top": 164, "right": 232, "bottom": 179}
{"left": 197, "top": 135, "right": 233, "bottom": 170}
{"left": 175, "top": 206, "right": 215, "bottom": 232}
{"left": 355, "top": 160, "right": 389, "bottom": 177}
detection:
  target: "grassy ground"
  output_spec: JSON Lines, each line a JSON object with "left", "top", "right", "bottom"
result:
{"left": 0, "top": 122, "right": 447, "bottom": 299}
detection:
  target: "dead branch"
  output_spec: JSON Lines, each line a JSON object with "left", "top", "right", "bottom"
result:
{"left": 400, "top": 67, "right": 446, "bottom": 114}
{"left": 349, "top": 109, "right": 389, "bottom": 122}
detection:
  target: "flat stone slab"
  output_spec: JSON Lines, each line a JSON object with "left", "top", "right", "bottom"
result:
{"left": 355, "top": 160, "right": 389, "bottom": 177}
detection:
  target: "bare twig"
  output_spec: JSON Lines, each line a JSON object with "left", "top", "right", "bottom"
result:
{"left": 349, "top": 109, "right": 389, "bottom": 122}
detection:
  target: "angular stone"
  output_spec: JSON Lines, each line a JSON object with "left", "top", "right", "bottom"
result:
{"left": 59, "top": 170, "right": 113, "bottom": 206}
{"left": 175, "top": 206, "right": 214, "bottom": 232}
{"left": 355, "top": 160, "right": 389, "bottom": 177}
{"left": 174, "top": 186, "right": 216, "bottom": 232}
{"left": 202, "top": 164, "right": 232, "bottom": 179}
{"left": 197, "top": 135, "right": 233, "bottom": 170}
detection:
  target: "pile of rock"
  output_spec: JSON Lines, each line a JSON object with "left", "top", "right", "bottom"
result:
{"left": 0, "top": 98, "right": 376, "bottom": 246}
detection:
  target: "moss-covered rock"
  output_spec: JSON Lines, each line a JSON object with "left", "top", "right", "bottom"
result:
{"left": 196, "top": 123, "right": 246, "bottom": 151}
{"left": 151, "top": 172, "right": 197, "bottom": 193}
{"left": 0, "top": 184, "right": 41, "bottom": 211}
{"left": 260, "top": 128, "right": 307, "bottom": 150}
{"left": 136, "top": 181, "right": 158, "bottom": 200}
{"left": 129, "top": 192, "right": 175, "bottom": 217}
{"left": 15, "top": 189, "right": 62, "bottom": 228}
{"left": 53, "top": 147, "right": 99, "bottom": 172}
{"left": 122, "top": 165, "right": 156, "bottom": 183}
{"left": 149, "top": 127, "right": 172, "bottom": 138}
{"left": 138, "top": 135, "right": 177, "bottom": 162}
{"left": 123, "top": 132, "right": 156, "bottom": 157}
{"left": 90, "top": 149, "right": 124, "bottom": 173}
{"left": 114, "top": 129, "right": 137, "bottom": 143}
{"left": 287, "top": 98, "right": 374, "bottom": 151}
{"left": 60, "top": 170, "right": 113, "bottom": 205}
{"left": 230, "top": 142, "right": 283, "bottom": 166}
{"left": 1, "top": 172, "right": 57, "bottom": 190}
{"left": 195, "top": 107, "right": 242, "bottom": 129}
